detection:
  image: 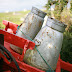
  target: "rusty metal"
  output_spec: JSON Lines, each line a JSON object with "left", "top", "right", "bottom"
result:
{"left": 10, "top": 7, "right": 47, "bottom": 54}
{"left": 24, "top": 17, "right": 67, "bottom": 71}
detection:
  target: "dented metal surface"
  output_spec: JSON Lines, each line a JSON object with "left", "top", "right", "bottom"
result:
{"left": 10, "top": 7, "right": 47, "bottom": 54}
{"left": 24, "top": 17, "right": 67, "bottom": 71}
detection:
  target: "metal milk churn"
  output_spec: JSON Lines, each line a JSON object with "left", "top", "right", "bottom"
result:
{"left": 24, "top": 17, "right": 67, "bottom": 70}
{"left": 10, "top": 7, "right": 47, "bottom": 54}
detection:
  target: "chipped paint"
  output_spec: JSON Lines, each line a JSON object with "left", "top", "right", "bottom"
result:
{"left": 55, "top": 46, "right": 56, "bottom": 48}
{"left": 28, "top": 22, "right": 32, "bottom": 31}
{"left": 39, "top": 21, "right": 42, "bottom": 27}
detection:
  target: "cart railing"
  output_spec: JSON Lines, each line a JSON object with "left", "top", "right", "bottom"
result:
{"left": 0, "top": 20, "right": 72, "bottom": 72}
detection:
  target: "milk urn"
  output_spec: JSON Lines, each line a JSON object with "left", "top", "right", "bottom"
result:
{"left": 10, "top": 7, "right": 47, "bottom": 54}
{"left": 24, "top": 17, "right": 67, "bottom": 70}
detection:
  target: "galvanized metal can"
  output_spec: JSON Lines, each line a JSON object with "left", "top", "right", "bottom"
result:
{"left": 24, "top": 17, "right": 67, "bottom": 70}
{"left": 10, "top": 7, "right": 47, "bottom": 54}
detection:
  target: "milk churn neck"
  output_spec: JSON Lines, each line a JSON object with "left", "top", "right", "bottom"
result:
{"left": 46, "top": 17, "right": 67, "bottom": 33}
{"left": 31, "top": 7, "right": 47, "bottom": 18}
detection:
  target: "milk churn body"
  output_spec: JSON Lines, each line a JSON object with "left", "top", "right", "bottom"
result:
{"left": 10, "top": 7, "right": 47, "bottom": 54}
{"left": 24, "top": 17, "right": 67, "bottom": 70}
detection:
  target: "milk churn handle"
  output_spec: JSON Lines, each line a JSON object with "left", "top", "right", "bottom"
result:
{"left": 17, "top": 26, "right": 54, "bottom": 72}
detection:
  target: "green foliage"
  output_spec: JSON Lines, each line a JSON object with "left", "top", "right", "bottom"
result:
{"left": 55, "top": 0, "right": 67, "bottom": 12}
{"left": 61, "top": 26, "right": 72, "bottom": 64}
{"left": 45, "top": 0, "right": 68, "bottom": 11}
{"left": 70, "top": 1, "right": 72, "bottom": 10}
{"left": 45, "top": 0, "right": 69, "bottom": 20}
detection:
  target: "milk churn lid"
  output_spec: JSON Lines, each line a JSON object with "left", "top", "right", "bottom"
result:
{"left": 31, "top": 7, "right": 47, "bottom": 18}
{"left": 46, "top": 17, "right": 67, "bottom": 32}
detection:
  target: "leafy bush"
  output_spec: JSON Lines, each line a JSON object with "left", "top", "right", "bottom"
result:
{"left": 61, "top": 26, "right": 72, "bottom": 64}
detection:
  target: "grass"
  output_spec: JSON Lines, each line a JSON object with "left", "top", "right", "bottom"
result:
{"left": 0, "top": 10, "right": 30, "bottom": 29}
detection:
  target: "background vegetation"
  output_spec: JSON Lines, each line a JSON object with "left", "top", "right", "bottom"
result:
{"left": 0, "top": 10, "right": 30, "bottom": 29}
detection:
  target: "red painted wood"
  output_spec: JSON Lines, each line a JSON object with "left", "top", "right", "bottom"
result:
{"left": 2, "top": 42, "right": 44, "bottom": 72}
{"left": 0, "top": 29, "right": 35, "bottom": 61}
{"left": 0, "top": 30, "right": 35, "bottom": 50}
{"left": 0, "top": 20, "right": 72, "bottom": 72}
{"left": 3, "top": 20, "right": 18, "bottom": 34}
{"left": 60, "top": 59, "right": 72, "bottom": 72}
{"left": 56, "top": 55, "right": 61, "bottom": 72}
{"left": 0, "top": 53, "right": 10, "bottom": 64}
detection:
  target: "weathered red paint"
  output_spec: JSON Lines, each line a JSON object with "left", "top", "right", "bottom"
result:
{"left": 3, "top": 20, "right": 18, "bottom": 34}
{"left": 60, "top": 59, "right": 72, "bottom": 72}
{"left": 0, "top": 30, "right": 35, "bottom": 61}
{"left": 0, "top": 20, "right": 72, "bottom": 72}
{"left": 56, "top": 55, "right": 61, "bottom": 72}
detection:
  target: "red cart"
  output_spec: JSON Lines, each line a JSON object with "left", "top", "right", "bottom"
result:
{"left": 0, "top": 20, "right": 72, "bottom": 72}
